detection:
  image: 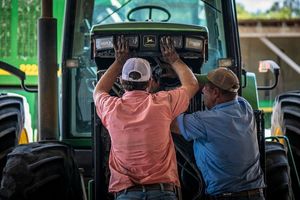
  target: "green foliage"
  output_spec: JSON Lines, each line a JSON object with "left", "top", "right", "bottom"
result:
{"left": 236, "top": 1, "right": 300, "bottom": 19}
{"left": 236, "top": 3, "right": 253, "bottom": 19}
{"left": 266, "top": 7, "right": 293, "bottom": 19}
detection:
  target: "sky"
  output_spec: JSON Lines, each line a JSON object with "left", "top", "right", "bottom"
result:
{"left": 236, "top": 0, "right": 278, "bottom": 13}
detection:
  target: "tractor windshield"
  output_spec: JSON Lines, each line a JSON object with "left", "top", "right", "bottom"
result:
{"left": 63, "top": 0, "right": 228, "bottom": 138}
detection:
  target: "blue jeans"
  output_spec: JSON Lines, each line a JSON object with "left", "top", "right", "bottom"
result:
{"left": 206, "top": 194, "right": 265, "bottom": 200}
{"left": 213, "top": 197, "right": 264, "bottom": 200}
{"left": 115, "top": 190, "right": 178, "bottom": 200}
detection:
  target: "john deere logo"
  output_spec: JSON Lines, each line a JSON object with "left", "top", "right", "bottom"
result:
{"left": 143, "top": 35, "right": 156, "bottom": 47}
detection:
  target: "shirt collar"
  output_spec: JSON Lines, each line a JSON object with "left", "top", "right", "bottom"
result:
{"left": 211, "top": 97, "right": 238, "bottom": 110}
{"left": 122, "top": 90, "right": 149, "bottom": 99}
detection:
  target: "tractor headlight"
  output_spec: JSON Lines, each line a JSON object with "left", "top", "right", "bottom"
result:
{"left": 126, "top": 36, "right": 139, "bottom": 48}
{"left": 95, "top": 35, "right": 139, "bottom": 50}
{"left": 95, "top": 36, "right": 114, "bottom": 50}
{"left": 172, "top": 36, "right": 183, "bottom": 48}
{"left": 185, "top": 37, "right": 203, "bottom": 52}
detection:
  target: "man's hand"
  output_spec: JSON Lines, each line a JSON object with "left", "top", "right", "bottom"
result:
{"left": 160, "top": 36, "right": 199, "bottom": 99}
{"left": 94, "top": 35, "right": 130, "bottom": 94}
{"left": 114, "top": 35, "right": 130, "bottom": 65}
{"left": 160, "top": 36, "right": 180, "bottom": 65}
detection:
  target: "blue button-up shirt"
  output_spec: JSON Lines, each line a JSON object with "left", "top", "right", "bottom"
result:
{"left": 177, "top": 97, "right": 265, "bottom": 195}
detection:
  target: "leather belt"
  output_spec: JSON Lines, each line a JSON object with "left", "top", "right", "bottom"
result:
{"left": 115, "top": 183, "right": 176, "bottom": 197}
{"left": 207, "top": 188, "right": 264, "bottom": 200}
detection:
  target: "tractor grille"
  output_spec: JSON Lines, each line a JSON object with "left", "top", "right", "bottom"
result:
{"left": 188, "top": 92, "right": 203, "bottom": 113}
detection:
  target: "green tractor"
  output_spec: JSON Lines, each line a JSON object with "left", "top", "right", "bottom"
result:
{"left": 0, "top": 0, "right": 298, "bottom": 199}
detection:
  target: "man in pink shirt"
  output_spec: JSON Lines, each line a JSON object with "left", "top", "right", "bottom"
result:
{"left": 93, "top": 35, "right": 199, "bottom": 200}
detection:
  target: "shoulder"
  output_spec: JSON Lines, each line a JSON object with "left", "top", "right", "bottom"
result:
{"left": 93, "top": 90, "right": 109, "bottom": 101}
{"left": 237, "top": 96, "right": 253, "bottom": 109}
{"left": 156, "top": 87, "right": 188, "bottom": 98}
{"left": 237, "top": 96, "right": 248, "bottom": 103}
{"left": 183, "top": 110, "right": 215, "bottom": 123}
{"left": 93, "top": 90, "right": 118, "bottom": 106}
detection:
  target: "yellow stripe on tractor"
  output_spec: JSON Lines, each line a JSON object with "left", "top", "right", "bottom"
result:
{"left": 19, "top": 128, "right": 29, "bottom": 144}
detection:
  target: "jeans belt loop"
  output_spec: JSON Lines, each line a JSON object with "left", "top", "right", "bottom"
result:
{"left": 142, "top": 185, "right": 146, "bottom": 192}
{"left": 160, "top": 183, "right": 165, "bottom": 191}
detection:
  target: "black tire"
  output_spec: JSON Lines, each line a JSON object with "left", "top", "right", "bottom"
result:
{"left": 271, "top": 90, "right": 300, "bottom": 199}
{"left": 0, "top": 141, "right": 83, "bottom": 200}
{"left": 99, "top": 126, "right": 113, "bottom": 200}
{"left": 265, "top": 141, "right": 293, "bottom": 200}
{"left": 0, "top": 94, "right": 25, "bottom": 181}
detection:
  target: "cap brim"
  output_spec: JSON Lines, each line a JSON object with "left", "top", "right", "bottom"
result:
{"left": 194, "top": 73, "right": 209, "bottom": 85}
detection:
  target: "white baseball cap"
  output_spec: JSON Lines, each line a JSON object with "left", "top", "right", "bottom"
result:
{"left": 121, "top": 58, "right": 151, "bottom": 82}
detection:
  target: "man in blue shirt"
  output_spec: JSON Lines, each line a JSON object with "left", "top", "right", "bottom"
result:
{"left": 172, "top": 67, "right": 265, "bottom": 200}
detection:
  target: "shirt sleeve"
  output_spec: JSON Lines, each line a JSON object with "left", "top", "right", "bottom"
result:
{"left": 167, "top": 87, "right": 190, "bottom": 119}
{"left": 177, "top": 112, "right": 207, "bottom": 141}
{"left": 93, "top": 90, "right": 117, "bottom": 126}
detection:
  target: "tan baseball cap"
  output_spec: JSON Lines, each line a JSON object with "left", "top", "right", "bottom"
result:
{"left": 195, "top": 67, "right": 240, "bottom": 92}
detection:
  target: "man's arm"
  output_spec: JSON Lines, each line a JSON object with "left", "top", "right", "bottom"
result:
{"left": 170, "top": 119, "right": 181, "bottom": 134}
{"left": 94, "top": 35, "right": 129, "bottom": 94}
{"left": 160, "top": 36, "right": 199, "bottom": 99}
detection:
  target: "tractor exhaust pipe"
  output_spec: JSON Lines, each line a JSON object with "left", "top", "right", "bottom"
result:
{"left": 38, "top": 0, "right": 58, "bottom": 140}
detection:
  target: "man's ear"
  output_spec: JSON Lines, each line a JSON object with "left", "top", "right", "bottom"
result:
{"left": 213, "top": 87, "right": 221, "bottom": 98}
{"left": 199, "top": 84, "right": 204, "bottom": 92}
{"left": 216, "top": 88, "right": 223, "bottom": 98}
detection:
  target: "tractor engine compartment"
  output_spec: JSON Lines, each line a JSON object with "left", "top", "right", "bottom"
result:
{"left": 91, "top": 22, "right": 208, "bottom": 111}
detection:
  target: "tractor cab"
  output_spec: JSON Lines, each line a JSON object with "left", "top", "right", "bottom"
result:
{"left": 64, "top": 1, "right": 259, "bottom": 199}
{"left": 65, "top": 0, "right": 230, "bottom": 140}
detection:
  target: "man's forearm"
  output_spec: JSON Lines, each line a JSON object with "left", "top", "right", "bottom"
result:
{"left": 171, "top": 59, "right": 199, "bottom": 98}
{"left": 172, "top": 59, "right": 195, "bottom": 85}
{"left": 159, "top": 36, "right": 199, "bottom": 98}
{"left": 94, "top": 60, "right": 123, "bottom": 93}
{"left": 94, "top": 35, "right": 129, "bottom": 94}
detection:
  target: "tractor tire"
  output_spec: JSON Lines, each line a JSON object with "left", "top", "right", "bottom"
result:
{"left": 265, "top": 141, "right": 293, "bottom": 200}
{"left": 0, "top": 141, "right": 83, "bottom": 200}
{"left": 0, "top": 94, "right": 25, "bottom": 181}
{"left": 271, "top": 90, "right": 300, "bottom": 199}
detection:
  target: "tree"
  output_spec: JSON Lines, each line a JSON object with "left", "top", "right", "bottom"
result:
{"left": 236, "top": 0, "right": 300, "bottom": 19}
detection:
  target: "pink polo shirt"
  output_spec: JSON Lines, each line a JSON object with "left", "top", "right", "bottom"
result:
{"left": 93, "top": 88, "right": 189, "bottom": 192}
